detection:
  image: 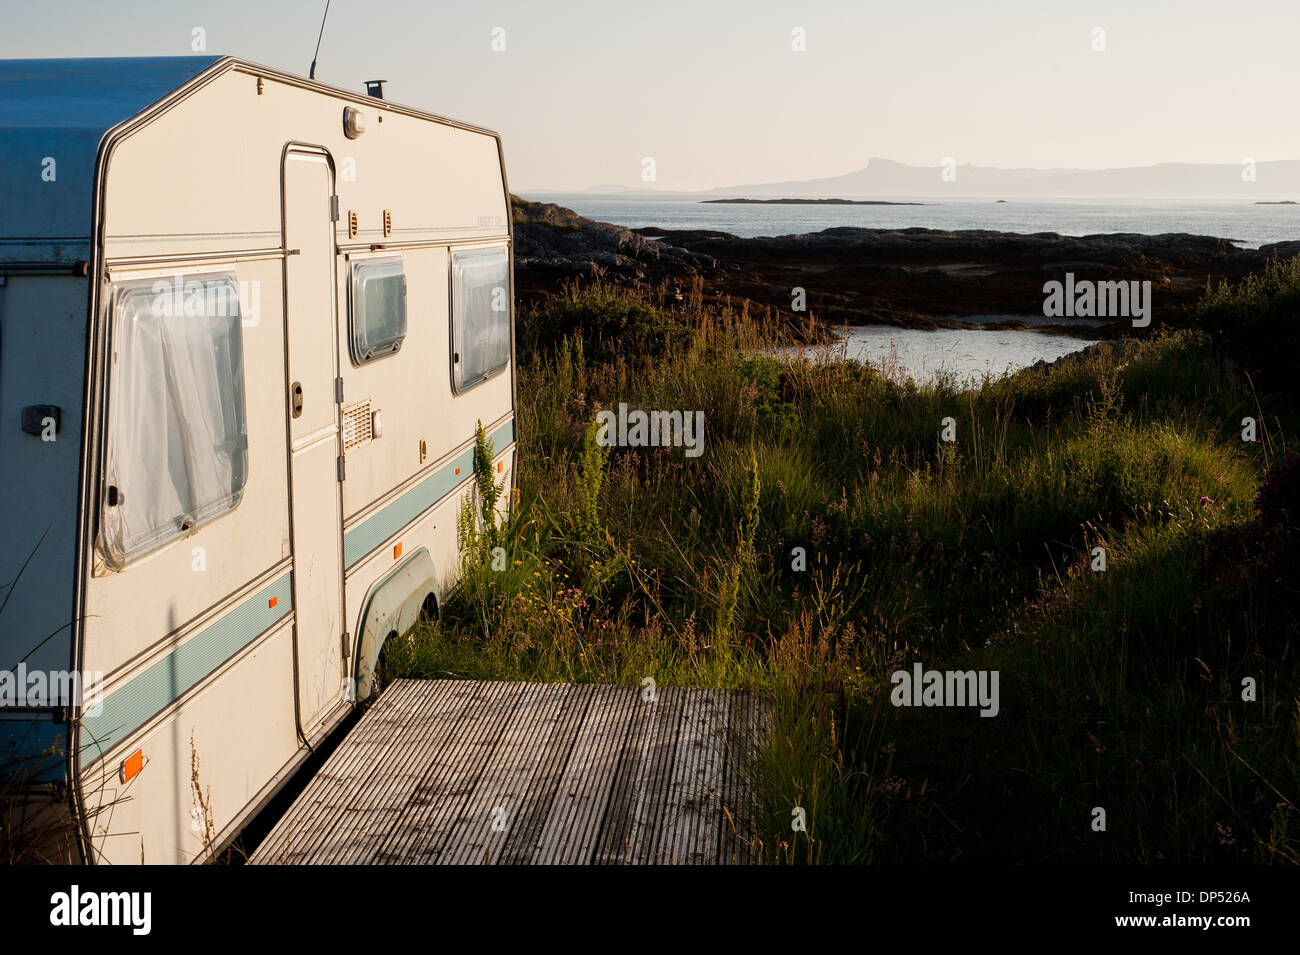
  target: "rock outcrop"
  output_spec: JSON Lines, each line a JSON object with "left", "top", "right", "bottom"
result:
{"left": 511, "top": 195, "right": 1289, "bottom": 335}
{"left": 512, "top": 197, "right": 717, "bottom": 289}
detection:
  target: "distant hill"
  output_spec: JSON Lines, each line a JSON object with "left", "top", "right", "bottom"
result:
{"left": 707, "top": 157, "right": 1300, "bottom": 200}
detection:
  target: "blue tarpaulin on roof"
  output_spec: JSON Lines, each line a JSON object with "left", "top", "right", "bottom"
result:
{"left": 0, "top": 56, "right": 222, "bottom": 262}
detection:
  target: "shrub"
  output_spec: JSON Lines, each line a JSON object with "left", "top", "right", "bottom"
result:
{"left": 1193, "top": 254, "right": 1300, "bottom": 395}
{"left": 517, "top": 278, "right": 694, "bottom": 364}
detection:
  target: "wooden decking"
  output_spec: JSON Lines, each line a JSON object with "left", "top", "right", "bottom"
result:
{"left": 250, "top": 679, "right": 770, "bottom": 865}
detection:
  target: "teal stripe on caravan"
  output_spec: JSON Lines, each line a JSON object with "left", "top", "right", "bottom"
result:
{"left": 343, "top": 420, "right": 515, "bottom": 567}
{"left": 78, "top": 419, "right": 514, "bottom": 763}
{"left": 79, "top": 574, "right": 293, "bottom": 763}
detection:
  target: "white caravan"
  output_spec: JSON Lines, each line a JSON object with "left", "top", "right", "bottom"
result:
{"left": 0, "top": 56, "right": 516, "bottom": 864}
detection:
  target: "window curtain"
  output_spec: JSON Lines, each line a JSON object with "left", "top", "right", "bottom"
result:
{"left": 453, "top": 247, "right": 510, "bottom": 390}
{"left": 101, "top": 277, "right": 248, "bottom": 568}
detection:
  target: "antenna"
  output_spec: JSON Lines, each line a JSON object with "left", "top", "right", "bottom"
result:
{"left": 308, "top": 0, "right": 333, "bottom": 80}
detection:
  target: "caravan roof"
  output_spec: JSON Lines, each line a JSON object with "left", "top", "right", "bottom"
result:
{"left": 0, "top": 56, "right": 505, "bottom": 266}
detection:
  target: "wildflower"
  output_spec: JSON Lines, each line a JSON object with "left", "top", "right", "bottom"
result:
{"left": 1198, "top": 495, "right": 1214, "bottom": 507}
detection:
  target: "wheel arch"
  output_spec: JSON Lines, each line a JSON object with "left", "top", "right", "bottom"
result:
{"left": 352, "top": 546, "right": 438, "bottom": 701}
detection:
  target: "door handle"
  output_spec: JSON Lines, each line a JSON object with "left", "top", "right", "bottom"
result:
{"left": 291, "top": 381, "right": 304, "bottom": 418}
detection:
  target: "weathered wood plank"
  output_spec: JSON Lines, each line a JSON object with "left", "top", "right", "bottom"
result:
{"left": 533, "top": 683, "right": 641, "bottom": 865}
{"left": 249, "top": 679, "right": 768, "bottom": 866}
{"left": 573, "top": 684, "right": 649, "bottom": 863}
{"left": 375, "top": 679, "right": 524, "bottom": 864}
{"left": 605, "top": 685, "right": 685, "bottom": 865}
{"left": 656, "top": 687, "right": 729, "bottom": 864}
{"left": 720, "top": 688, "right": 763, "bottom": 864}
{"left": 438, "top": 682, "right": 569, "bottom": 864}
{"left": 495, "top": 683, "right": 594, "bottom": 865}
{"left": 686, "top": 688, "right": 730, "bottom": 865}
{"left": 589, "top": 685, "right": 662, "bottom": 864}
{"left": 326, "top": 679, "right": 495, "bottom": 865}
{"left": 252, "top": 679, "right": 456, "bottom": 863}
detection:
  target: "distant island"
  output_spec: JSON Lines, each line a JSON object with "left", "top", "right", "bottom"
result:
{"left": 1256, "top": 200, "right": 1297, "bottom": 205}
{"left": 702, "top": 197, "right": 925, "bottom": 206}
{"left": 706, "top": 157, "right": 1300, "bottom": 200}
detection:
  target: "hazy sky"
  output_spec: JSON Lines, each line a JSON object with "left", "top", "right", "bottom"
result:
{"left": 4, "top": 0, "right": 1298, "bottom": 191}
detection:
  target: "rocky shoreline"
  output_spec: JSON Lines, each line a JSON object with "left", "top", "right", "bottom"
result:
{"left": 511, "top": 195, "right": 1296, "bottom": 337}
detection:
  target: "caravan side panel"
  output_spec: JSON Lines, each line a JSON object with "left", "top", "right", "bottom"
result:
{"left": 0, "top": 275, "right": 86, "bottom": 676}
{"left": 0, "top": 275, "right": 86, "bottom": 810}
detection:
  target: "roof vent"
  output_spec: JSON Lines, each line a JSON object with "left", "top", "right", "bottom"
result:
{"left": 365, "top": 80, "right": 387, "bottom": 100}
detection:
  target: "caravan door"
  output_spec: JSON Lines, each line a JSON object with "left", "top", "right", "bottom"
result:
{"left": 282, "top": 146, "right": 347, "bottom": 735}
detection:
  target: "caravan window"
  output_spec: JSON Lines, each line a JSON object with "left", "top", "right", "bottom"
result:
{"left": 451, "top": 245, "right": 510, "bottom": 392}
{"left": 349, "top": 257, "right": 407, "bottom": 364}
{"left": 101, "top": 275, "right": 249, "bottom": 569}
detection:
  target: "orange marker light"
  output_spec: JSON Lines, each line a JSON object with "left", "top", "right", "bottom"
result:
{"left": 269, "top": 596, "right": 279, "bottom": 609}
{"left": 455, "top": 467, "right": 461, "bottom": 475}
{"left": 497, "top": 461, "right": 504, "bottom": 473}
{"left": 122, "top": 749, "right": 144, "bottom": 783}
{"left": 393, "top": 542, "right": 403, "bottom": 559}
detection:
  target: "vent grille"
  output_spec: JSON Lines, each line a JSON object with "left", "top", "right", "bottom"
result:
{"left": 342, "top": 399, "right": 372, "bottom": 450}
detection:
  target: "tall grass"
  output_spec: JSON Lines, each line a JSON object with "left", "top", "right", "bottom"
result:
{"left": 1194, "top": 252, "right": 1300, "bottom": 401}
{"left": 385, "top": 274, "right": 1298, "bottom": 864}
